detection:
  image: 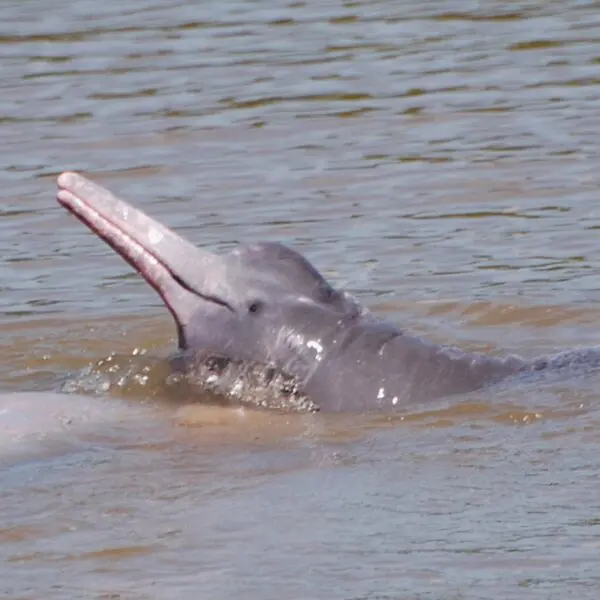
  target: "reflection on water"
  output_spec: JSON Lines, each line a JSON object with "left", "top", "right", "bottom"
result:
{"left": 2, "top": 0, "right": 600, "bottom": 598}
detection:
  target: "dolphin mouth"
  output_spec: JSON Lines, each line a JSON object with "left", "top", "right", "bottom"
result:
{"left": 56, "top": 171, "right": 218, "bottom": 336}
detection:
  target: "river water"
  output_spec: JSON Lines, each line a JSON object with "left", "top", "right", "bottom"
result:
{"left": 2, "top": 0, "right": 600, "bottom": 598}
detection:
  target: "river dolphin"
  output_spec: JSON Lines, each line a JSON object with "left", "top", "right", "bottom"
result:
{"left": 56, "top": 172, "right": 600, "bottom": 412}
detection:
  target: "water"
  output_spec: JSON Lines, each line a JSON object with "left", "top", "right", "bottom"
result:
{"left": 2, "top": 0, "right": 600, "bottom": 597}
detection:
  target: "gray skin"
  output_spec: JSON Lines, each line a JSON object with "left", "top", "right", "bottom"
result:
{"left": 56, "top": 172, "right": 600, "bottom": 412}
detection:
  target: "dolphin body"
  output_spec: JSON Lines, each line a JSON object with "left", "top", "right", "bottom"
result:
{"left": 56, "top": 172, "right": 600, "bottom": 412}
{"left": 0, "top": 391, "right": 152, "bottom": 465}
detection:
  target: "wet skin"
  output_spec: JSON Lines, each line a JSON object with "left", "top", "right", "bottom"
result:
{"left": 56, "top": 172, "right": 600, "bottom": 412}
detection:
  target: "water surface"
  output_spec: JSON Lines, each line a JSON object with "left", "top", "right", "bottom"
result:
{"left": 2, "top": 1, "right": 600, "bottom": 598}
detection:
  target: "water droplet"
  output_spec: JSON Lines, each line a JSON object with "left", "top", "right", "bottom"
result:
{"left": 307, "top": 339, "right": 324, "bottom": 361}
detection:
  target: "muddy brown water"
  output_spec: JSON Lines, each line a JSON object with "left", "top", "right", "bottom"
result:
{"left": 2, "top": 1, "right": 600, "bottom": 598}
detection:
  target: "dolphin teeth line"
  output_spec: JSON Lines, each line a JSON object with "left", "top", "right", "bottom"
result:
{"left": 57, "top": 188, "right": 178, "bottom": 307}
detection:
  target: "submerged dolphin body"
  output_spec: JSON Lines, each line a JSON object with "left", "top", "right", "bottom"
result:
{"left": 56, "top": 172, "right": 600, "bottom": 412}
{"left": 0, "top": 392, "right": 152, "bottom": 464}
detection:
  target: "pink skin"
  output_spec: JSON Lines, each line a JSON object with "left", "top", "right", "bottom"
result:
{"left": 56, "top": 171, "right": 202, "bottom": 331}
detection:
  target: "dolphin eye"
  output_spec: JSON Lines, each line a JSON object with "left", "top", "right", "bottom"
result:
{"left": 248, "top": 301, "right": 262, "bottom": 314}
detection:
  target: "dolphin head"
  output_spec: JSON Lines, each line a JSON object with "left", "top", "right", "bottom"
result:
{"left": 56, "top": 173, "right": 364, "bottom": 395}
{"left": 180, "top": 241, "right": 364, "bottom": 373}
